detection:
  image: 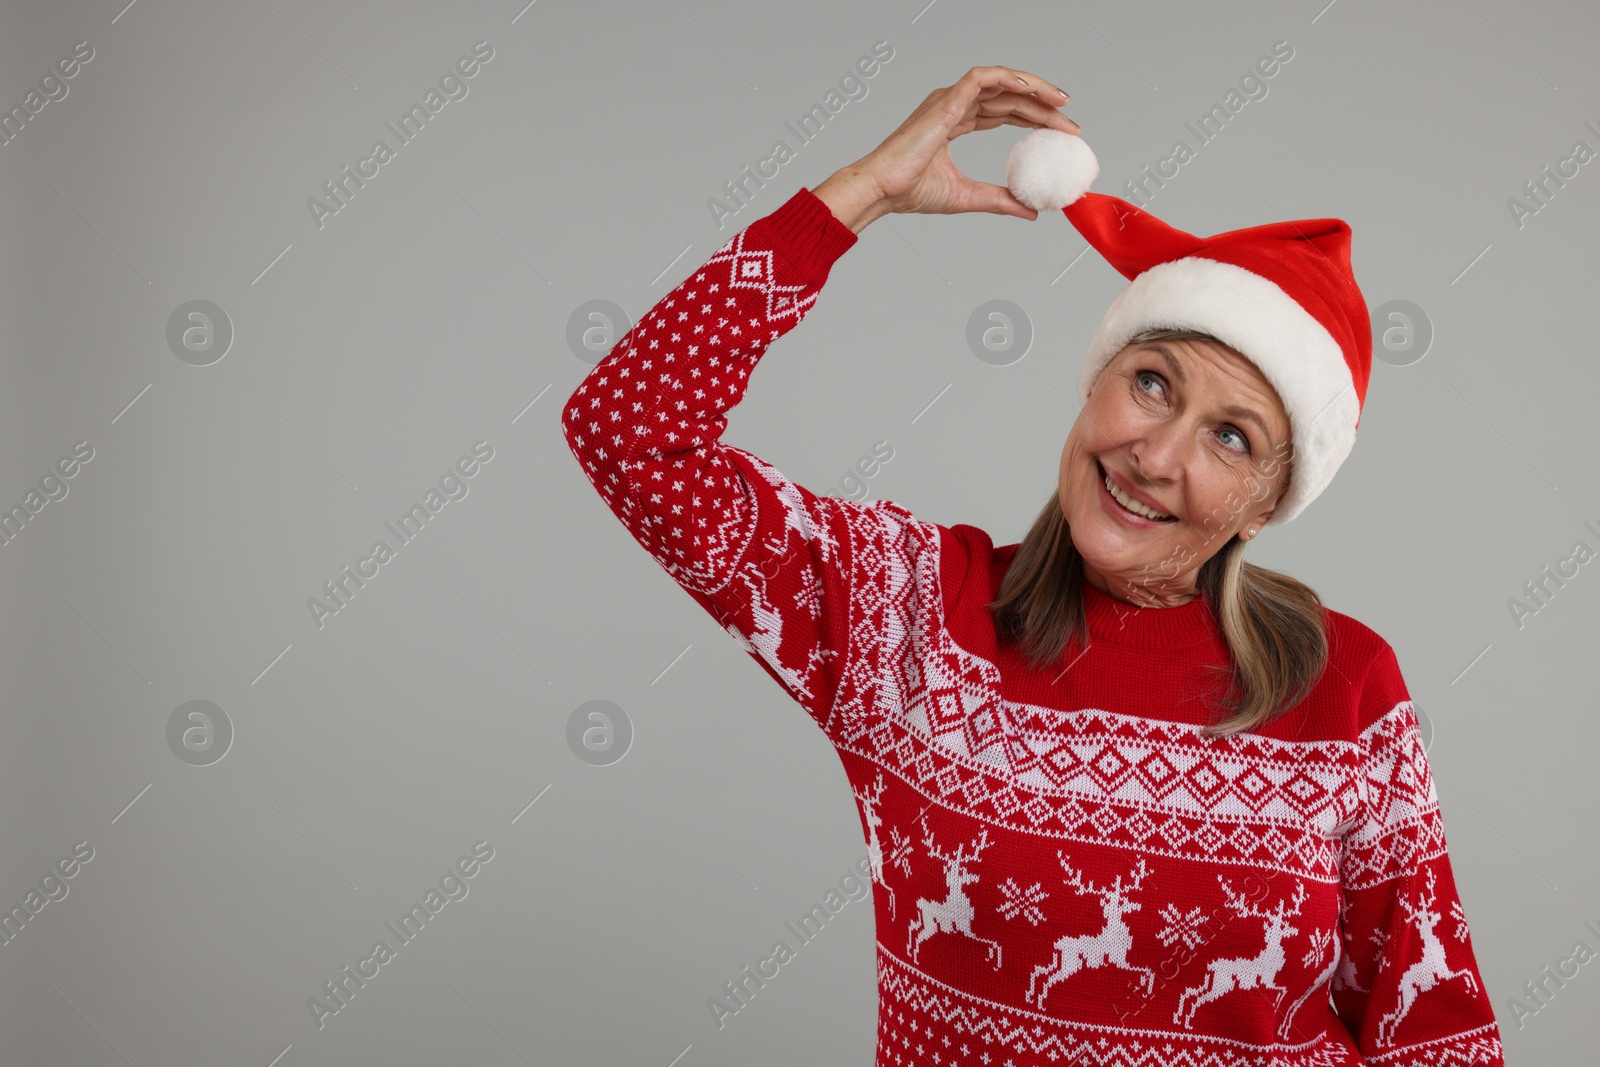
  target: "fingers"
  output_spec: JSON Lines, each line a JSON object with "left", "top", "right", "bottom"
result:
{"left": 999, "top": 69, "right": 1070, "bottom": 106}
{"left": 961, "top": 178, "right": 1040, "bottom": 221}
{"left": 976, "top": 90, "right": 1080, "bottom": 134}
{"left": 946, "top": 66, "right": 1079, "bottom": 135}
{"left": 958, "top": 65, "right": 1071, "bottom": 106}
{"left": 971, "top": 113, "right": 1053, "bottom": 134}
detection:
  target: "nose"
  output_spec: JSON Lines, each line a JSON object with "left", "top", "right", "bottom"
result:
{"left": 1126, "top": 418, "right": 1188, "bottom": 485}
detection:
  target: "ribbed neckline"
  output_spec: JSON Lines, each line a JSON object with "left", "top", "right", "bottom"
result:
{"left": 1079, "top": 574, "right": 1222, "bottom": 650}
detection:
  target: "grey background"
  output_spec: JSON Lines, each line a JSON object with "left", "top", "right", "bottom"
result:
{"left": 1, "top": 0, "right": 1595, "bottom": 1063}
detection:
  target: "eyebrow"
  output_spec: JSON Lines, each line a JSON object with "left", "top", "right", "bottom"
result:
{"left": 1137, "top": 342, "right": 1277, "bottom": 449}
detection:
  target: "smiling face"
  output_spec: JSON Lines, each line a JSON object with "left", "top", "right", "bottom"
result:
{"left": 1057, "top": 334, "right": 1294, "bottom": 607}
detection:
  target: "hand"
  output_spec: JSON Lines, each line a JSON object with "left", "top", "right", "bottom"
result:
{"left": 816, "top": 66, "right": 1079, "bottom": 230}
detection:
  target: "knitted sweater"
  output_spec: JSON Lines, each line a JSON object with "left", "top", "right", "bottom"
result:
{"left": 561, "top": 186, "right": 1506, "bottom": 1066}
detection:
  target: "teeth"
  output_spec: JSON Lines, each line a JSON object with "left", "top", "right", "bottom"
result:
{"left": 1103, "top": 467, "right": 1173, "bottom": 521}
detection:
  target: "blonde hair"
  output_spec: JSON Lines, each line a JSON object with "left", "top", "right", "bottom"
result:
{"left": 986, "top": 328, "right": 1330, "bottom": 737}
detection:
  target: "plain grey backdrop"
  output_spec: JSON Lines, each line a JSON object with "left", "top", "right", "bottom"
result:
{"left": 1, "top": 0, "right": 1596, "bottom": 1063}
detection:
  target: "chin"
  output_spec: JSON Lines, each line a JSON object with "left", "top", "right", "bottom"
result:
{"left": 1076, "top": 530, "right": 1155, "bottom": 575}
{"left": 1072, "top": 502, "right": 1178, "bottom": 569}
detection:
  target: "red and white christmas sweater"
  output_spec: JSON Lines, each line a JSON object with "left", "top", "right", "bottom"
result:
{"left": 561, "top": 186, "right": 1506, "bottom": 1066}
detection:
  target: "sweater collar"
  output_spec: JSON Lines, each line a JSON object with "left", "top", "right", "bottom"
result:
{"left": 1079, "top": 575, "right": 1222, "bottom": 650}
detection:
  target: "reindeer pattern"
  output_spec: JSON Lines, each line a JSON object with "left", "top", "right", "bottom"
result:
{"left": 853, "top": 771, "right": 909, "bottom": 919}
{"left": 1375, "top": 867, "right": 1479, "bottom": 1045}
{"left": 869, "top": 796, "right": 1476, "bottom": 1044}
{"left": 908, "top": 819, "right": 1004, "bottom": 966}
{"left": 906, "top": 817, "right": 1003, "bottom": 969}
{"left": 888, "top": 816, "right": 1338, "bottom": 1030}
{"left": 1027, "top": 854, "right": 1155, "bottom": 1010}
{"left": 1175, "top": 876, "right": 1309, "bottom": 1028}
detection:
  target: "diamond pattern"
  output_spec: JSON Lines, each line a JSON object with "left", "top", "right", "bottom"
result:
{"left": 1089, "top": 744, "right": 1134, "bottom": 789}
{"left": 964, "top": 700, "right": 1004, "bottom": 755}
{"left": 1232, "top": 768, "right": 1274, "bottom": 804}
{"left": 567, "top": 188, "right": 1500, "bottom": 1066}
{"left": 1135, "top": 750, "right": 1181, "bottom": 797}
{"left": 1187, "top": 761, "right": 1227, "bottom": 801}
{"left": 1282, "top": 771, "right": 1329, "bottom": 808}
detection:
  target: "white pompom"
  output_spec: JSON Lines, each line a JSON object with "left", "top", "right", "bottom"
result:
{"left": 1005, "top": 128, "right": 1098, "bottom": 212}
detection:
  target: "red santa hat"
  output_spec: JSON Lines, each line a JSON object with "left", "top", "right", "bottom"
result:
{"left": 1005, "top": 128, "right": 1371, "bottom": 527}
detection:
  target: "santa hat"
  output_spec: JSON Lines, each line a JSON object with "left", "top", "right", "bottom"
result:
{"left": 1005, "top": 128, "right": 1371, "bottom": 527}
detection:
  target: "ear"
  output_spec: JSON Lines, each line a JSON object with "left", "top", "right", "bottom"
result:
{"left": 1242, "top": 463, "right": 1292, "bottom": 538}
{"left": 1242, "top": 502, "right": 1276, "bottom": 538}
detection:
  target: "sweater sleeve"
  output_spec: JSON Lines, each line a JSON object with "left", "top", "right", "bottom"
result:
{"left": 1332, "top": 642, "right": 1505, "bottom": 1065}
{"left": 561, "top": 186, "right": 925, "bottom": 741}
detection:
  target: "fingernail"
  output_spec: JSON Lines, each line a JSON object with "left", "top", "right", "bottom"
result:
{"left": 1015, "top": 75, "right": 1028, "bottom": 85}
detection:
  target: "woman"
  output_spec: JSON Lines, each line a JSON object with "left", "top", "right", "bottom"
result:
{"left": 563, "top": 66, "right": 1504, "bottom": 1065}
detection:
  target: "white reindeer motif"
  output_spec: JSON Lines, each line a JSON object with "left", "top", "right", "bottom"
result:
{"left": 1278, "top": 927, "right": 1340, "bottom": 1040}
{"left": 1175, "top": 877, "right": 1308, "bottom": 1028}
{"left": 906, "top": 818, "right": 1001, "bottom": 969}
{"left": 853, "top": 772, "right": 895, "bottom": 918}
{"left": 1332, "top": 943, "right": 1367, "bottom": 994}
{"left": 1331, "top": 893, "right": 1368, "bottom": 995}
{"left": 1027, "top": 854, "right": 1155, "bottom": 1009}
{"left": 1376, "top": 868, "right": 1479, "bottom": 1046}
{"left": 750, "top": 455, "right": 841, "bottom": 566}
{"left": 718, "top": 555, "right": 808, "bottom": 700}
{"left": 713, "top": 455, "right": 837, "bottom": 706}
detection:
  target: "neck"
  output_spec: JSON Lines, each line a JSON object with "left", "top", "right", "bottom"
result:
{"left": 1075, "top": 571, "right": 1222, "bottom": 651}
{"left": 1080, "top": 560, "right": 1200, "bottom": 608}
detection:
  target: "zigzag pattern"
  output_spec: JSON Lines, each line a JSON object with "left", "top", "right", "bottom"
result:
{"left": 1363, "top": 1026, "right": 1504, "bottom": 1067}
{"left": 865, "top": 710, "right": 1351, "bottom": 877}
{"left": 565, "top": 186, "right": 1506, "bottom": 1066}
{"left": 875, "top": 947, "right": 1357, "bottom": 1066}
{"left": 1342, "top": 704, "right": 1448, "bottom": 889}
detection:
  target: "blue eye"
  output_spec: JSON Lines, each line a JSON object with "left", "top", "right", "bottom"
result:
{"left": 1135, "top": 369, "right": 1252, "bottom": 456}
{"left": 1218, "top": 426, "right": 1251, "bottom": 454}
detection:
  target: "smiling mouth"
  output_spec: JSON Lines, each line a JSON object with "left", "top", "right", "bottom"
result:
{"left": 1097, "top": 459, "right": 1177, "bottom": 522}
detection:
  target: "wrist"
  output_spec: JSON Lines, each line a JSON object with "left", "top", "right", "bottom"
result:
{"left": 812, "top": 166, "right": 890, "bottom": 234}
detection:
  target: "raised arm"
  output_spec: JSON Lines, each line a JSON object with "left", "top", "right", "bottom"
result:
{"left": 561, "top": 184, "right": 886, "bottom": 731}
{"left": 561, "top": 66, "right": 1080, "bottom": 734}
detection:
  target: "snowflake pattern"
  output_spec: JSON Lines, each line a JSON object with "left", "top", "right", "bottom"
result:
{"left": 996, "top": 877, "right": 1049, "bottom": 925}
{"left": 887, "top": 825, "right": 916, "bottom": 878}
{"left": 793, "top": 570, "right": 823, "bottom": 617}
{"left": 1303, "top": 928, "right": 1333, "bottom": 968}
{"left": 1372, "top": 927, "right": 1392, "bottom": 970}
{"left": 563, "top": 188, "right": 1505, "bottom": 1067}
{"left": 1156, "top": 904, "right": 1210, "bottom": 950}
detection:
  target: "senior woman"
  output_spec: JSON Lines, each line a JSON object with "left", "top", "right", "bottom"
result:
{"left": 562, "top": 66, "right": 1504, "bottom": 1065}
